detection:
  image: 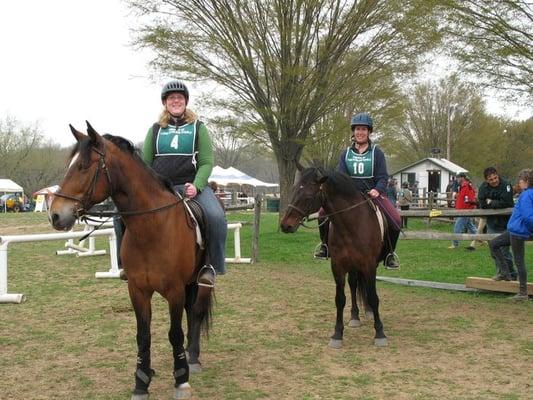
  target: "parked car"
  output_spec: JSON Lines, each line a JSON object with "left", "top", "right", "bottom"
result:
{"left": 0, "top": 193, "right": 30, "bottom": 212}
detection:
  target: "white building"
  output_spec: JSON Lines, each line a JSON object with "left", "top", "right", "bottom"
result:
{"left": 391, "top": 158, "right": 468, "bottom": 194}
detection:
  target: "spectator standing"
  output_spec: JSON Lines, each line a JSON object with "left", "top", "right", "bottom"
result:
{"left": 448, "top": 172, "right": 477, "bottom": 249}
{"left": 478, "top": 167, "right": 516, "bottom": 279}
{"left": 489, "top": 169, "right": 532, "bottom": 300}
{"left": 386, "top": 178, "right": 398, "bottom": 205}
{"left": 397, "top": 181, "right": 413, "bottom": 228}
{"left": 446, "top": 176, "right": 457, "bottom": 208}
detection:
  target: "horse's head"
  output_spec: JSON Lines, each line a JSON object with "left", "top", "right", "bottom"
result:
{"left": 280, "top": 164, "right": 327, "bottom": 233}
{"left": 49, "top": 122, "right": 113, "bottom": 230}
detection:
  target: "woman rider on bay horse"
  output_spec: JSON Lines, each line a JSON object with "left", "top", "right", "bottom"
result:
{"left": 314, "top": 112, "right": 401, "bottom": 270}
{"left": 142, "top": 80, "right": 227, "bottom": 286}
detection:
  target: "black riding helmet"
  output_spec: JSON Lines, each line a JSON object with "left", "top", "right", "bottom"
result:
{"left": 161, "top": 80, "right": 189, "bottom": 104}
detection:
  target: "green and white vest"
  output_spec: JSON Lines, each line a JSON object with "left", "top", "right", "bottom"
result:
{"left": 151, "top": 121, "right": 200, "bottom": 185}
{"left": 344, "top": 145, "right": 375, "bottom": 179}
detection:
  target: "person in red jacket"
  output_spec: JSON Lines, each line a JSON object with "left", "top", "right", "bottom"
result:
{"left": 448, "top": 172, "right": 477, "bottom": 249}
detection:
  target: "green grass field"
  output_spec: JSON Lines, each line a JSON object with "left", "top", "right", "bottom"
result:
{"left": 1, "top": 211, "right": 531, "bottom": 399}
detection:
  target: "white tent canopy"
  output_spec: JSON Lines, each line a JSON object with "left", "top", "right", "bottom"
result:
{"left": 0, "top": 179, "right": 23, "bottom": 193}
{"left": 209, "top": 166, "right": 278, "bottom": 187}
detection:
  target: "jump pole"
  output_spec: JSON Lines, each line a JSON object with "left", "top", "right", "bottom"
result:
{"left": 0, "top": 229, "right": 116, "bottom": 303}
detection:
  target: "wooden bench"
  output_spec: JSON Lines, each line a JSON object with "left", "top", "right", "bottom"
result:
{"left": 465, "top": 277, "right": 532, "bottom": 294}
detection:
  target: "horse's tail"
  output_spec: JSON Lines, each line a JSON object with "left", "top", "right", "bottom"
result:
{"left": 355, "top": 268, "right": 378, "bottom": 315}
{"left": 187, "top": 283, "right": 214, "bottom": 337}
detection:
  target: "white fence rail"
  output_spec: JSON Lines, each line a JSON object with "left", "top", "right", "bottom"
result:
{"left": 1, "top": 220, "right": 250, "bottom": 304}
{"left": 0, "top": 229, "right": 117, "bottom": 304}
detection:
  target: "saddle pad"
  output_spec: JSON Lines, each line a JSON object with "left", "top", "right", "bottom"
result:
{"left": 374, "top": 207, "right": 385, "bottom": 242}
{"left": 183, "top": 199, "right": 204, "bottom": 248}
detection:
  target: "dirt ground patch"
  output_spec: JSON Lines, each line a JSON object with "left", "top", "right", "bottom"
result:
{"left": 1, "top": 252, "right": 531, "bottom": 400}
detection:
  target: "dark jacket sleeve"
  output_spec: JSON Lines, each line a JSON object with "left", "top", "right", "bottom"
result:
{"left": 373, "top": 147, "right": 389, "bottom": 194}
{"left": 477, "top": 182, "right": 489, "bottom": 208}
{"left": 336, "top": 149, "right": 348, "bottom": 174}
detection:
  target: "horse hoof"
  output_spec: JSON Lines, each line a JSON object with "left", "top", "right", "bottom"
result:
{"left": 188, "top": 363, "right": 202, "bottom": 374}
{"left": 131, "top": 392, "right": 149, "bottom": 400}
{"left": 374, "top": 337, "right": 388, "bottom": 347}
{"left": 365, "top": 311, "right": 374, "bottom": 320}
{"left": 348, "top": 319, "right": 362, "bottom": 328}
{"left": 328, "top": 339, "right": 343, "bottom": 349}
{"left": 174, "top": 382, "right": 192, "bottom": 399}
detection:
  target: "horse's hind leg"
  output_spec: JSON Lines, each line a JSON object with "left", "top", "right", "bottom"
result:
{"left": 129, "top": 287, "right": 155, "bottom": 399}
{"left": 184, "top": 283, "right": 202, "bottom": 373}
{"left": 329, "top": 267, "right": 346, "bottom": 349}
{"left": 365, "top": 272, "right": 388, "bottom": 347}
{"left": 347, "top": 271, "right": 362, "bottom": 328}
{"left": 167, "top": 290, "right": 192, "bottom": 399}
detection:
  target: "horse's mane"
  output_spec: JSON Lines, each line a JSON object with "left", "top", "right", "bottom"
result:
{"left": 322, "top": 170, "right": 362, "bottom": 197}
{"left": 68, "top": 134, "right": 174, "bottom": 194}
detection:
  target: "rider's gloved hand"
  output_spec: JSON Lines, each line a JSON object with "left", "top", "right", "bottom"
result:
{"left": 368, "top": 188, "right": 380, "bottom": 198}
{"left": 184, "top": 183, "right": 198, "bottom": 198}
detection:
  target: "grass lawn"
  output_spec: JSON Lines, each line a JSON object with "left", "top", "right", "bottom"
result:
{"left": 0, "top": 211, "right": 531, "bottom": 400}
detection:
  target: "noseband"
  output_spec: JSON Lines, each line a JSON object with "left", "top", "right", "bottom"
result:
{"left": 53, "top": 145, "right": 113, "bottom": 217}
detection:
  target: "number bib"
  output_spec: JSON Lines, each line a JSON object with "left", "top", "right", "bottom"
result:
{"left": 345, "top": 146, "right": 375, "bottom": 179}
{"left": 155, "top": 122, "right": 196, "bottom": 155}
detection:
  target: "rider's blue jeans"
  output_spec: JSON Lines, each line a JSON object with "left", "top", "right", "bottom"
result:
{"left": 175, "top": 185, "right": 227, "bottom": 275}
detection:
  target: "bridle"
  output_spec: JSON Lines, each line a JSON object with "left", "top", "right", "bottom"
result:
{"left": 53, "top": 145, "right": 113, "bottom": 218}
{"left": 53, "top": 143, "right": 182, "bottom": 219}
{"left": 287, "top": 184, "right": 372, "bottom": 228}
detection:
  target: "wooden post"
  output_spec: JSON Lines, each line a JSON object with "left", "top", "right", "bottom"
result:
{"left": 251, "top": 194, "right": 262, "bottom": 263}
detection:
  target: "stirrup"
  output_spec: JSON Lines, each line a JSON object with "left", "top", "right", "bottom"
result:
{"left": 197, "top": 264, "right": 216, "bottom": 288}
{"left": 384, "top": 252, "right": 400, "bottom": 270}
{"left": 313, "top": 242, "right": 329, "bottom": 260}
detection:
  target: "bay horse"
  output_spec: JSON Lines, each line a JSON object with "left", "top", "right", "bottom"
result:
{"left": 49, "top": 122, "right": 213, "bottom": 400}
{"left": 280, "top": 166, "right": 388, "bottom": 347}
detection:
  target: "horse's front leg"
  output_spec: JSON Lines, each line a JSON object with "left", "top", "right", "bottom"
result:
{"left": 329, "top": 264, "right": 346, "bottom": 349}
{"left": 129, "top": 286, "right": 155, "bottom": 400}
{"left": 168, "top": 288, "right": 192, "bottom": 399}
{"left": 347, "top": 270, "right": 362, "bottom": 328}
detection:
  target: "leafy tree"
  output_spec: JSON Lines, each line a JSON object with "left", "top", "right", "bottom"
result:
{"left": 439, "top": 0, "right": 533, "bottom": 102}
{"left": 0, "top": 116, "right": 67, "bottom": 195}
{"left": 498, "top": 118, "right": 533, "bottom": 180}
{"left": 128, "top": 0, "right": 441, "bottom": 211}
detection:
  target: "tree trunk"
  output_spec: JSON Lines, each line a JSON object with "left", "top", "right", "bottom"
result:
{"left": 276, "top": 155, "right": 298, "bottom": 220}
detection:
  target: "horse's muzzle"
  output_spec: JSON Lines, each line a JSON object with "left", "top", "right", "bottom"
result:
{"left": 280, "top": 222, "right": 298, "bottom": 233}
{"left": 49, "top": 209, "right": 77, "bottom": 231}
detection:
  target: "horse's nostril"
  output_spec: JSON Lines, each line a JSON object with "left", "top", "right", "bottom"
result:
{"left": 51, "top": 213, "right": 60, "bottom": 225}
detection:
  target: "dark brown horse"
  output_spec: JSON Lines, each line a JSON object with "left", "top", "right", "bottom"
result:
{"left": 49, "top": 122, "right": 213, "bottom": 399}
{"left": 280, "top": 166, "right": 388, "bottom": 347}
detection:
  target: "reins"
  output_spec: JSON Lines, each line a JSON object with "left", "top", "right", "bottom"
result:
{"left": 288, "top": 187, "right": 373, "bottom": 229}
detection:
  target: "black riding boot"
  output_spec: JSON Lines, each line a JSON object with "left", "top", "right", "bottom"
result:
{"left": 314, "top": 219, "right": 330, "bottom": 259}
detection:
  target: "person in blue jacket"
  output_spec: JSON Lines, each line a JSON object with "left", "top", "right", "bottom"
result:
{"left": 489, "top": 169, "right": 532, "bottom": 300}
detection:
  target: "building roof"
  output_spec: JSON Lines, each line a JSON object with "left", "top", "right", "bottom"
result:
{"left": 392, "top": 158, "right": 468, "bottom": 175}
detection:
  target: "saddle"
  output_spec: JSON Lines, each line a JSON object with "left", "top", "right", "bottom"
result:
{"left": 366, "top": 196, "right": 386, "bottom": 242}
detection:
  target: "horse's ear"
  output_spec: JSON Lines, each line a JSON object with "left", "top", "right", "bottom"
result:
{"left": 316, "top": 168, "right": 328, "bottom": 184}
{"left": 69, "top": 124, "right": 87, "bottom": 142}
{"left": 85, "top": 121, "right": 103, "bottom": 146}
{"left": 295, "top": 160, "right": 305, "bottom": 172}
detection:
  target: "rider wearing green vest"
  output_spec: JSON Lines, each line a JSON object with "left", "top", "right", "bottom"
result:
{"left": 142, "top": 80, "right": 227, "bottom": 287}
{"left": 315, "top": 112, "right": 401, "bottom": 270}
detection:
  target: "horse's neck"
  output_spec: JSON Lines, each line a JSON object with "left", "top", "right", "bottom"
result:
{"left": 323, "top": 190, "right": 369, "bottom": 224}
{"left": 111, "top": 157, "right": 175, "bottom": 214}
